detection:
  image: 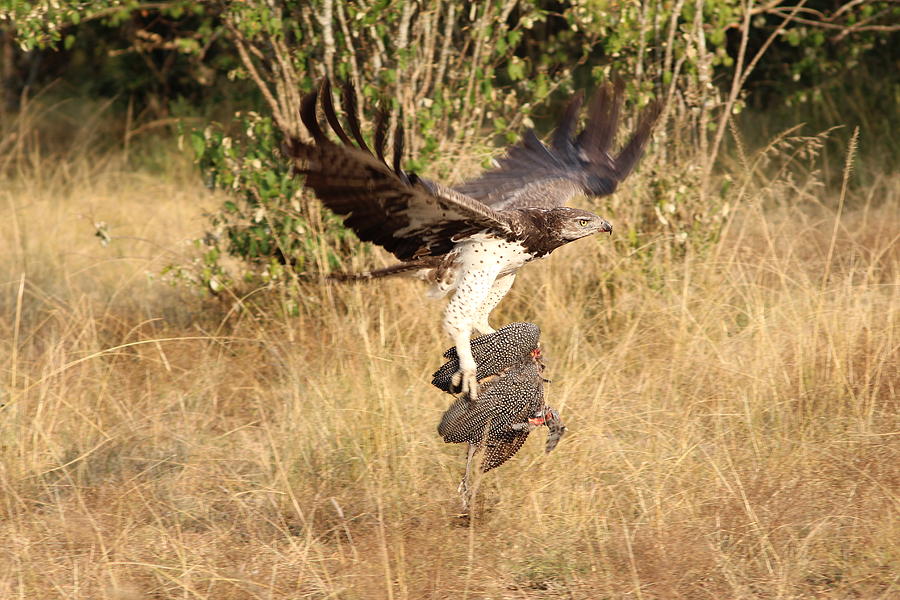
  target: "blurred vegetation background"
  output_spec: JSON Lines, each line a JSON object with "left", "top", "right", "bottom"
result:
{"left": 2, "top": 0, "right": 898, "bottom": 292}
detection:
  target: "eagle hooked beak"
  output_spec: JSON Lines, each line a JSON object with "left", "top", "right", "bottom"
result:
{"left": 599, "top": 219, "right": 613, "bottom": 235}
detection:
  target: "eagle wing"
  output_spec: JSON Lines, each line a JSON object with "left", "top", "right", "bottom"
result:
{"left": 455, "top": 80, "right": 661, "bottom": 210}
{"left": 286, "top": 81, "right": 513, "bottom": 261}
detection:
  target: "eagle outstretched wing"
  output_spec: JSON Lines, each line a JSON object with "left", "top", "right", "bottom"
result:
{"left": 285, "top": 80, "right": 513, "bottom": 261}
{"left": 455, "top": 79, "right": 661, "bottom": 210}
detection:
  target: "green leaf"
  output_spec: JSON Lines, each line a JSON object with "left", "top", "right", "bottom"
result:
{"left": 190, "top": 131, "right": 206, "bottom": 159}
{"left": 507, "top": 59, "right": 525, "bottom": 81}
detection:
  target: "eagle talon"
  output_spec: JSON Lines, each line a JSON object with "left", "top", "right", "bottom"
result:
{"left": 449, "top": 370, "right": 460, "bottom": 391}
{"left": 450, "top": 368, "right": 479, "bottom": 400}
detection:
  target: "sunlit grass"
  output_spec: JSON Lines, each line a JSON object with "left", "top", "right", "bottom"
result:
{"left": 0, "top": 103, "right": 897, "bottom": 598}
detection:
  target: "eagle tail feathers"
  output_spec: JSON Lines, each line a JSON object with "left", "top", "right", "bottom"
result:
{"left": 328, "top": 258, "right": 440, "bottom": 282}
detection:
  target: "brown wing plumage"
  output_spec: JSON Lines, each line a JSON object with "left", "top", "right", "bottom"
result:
{"left": 285, "top": 81, "right": 513, "bottom": 261}
{"left": 455, "top": 79, "right": 661, "bottom": 210}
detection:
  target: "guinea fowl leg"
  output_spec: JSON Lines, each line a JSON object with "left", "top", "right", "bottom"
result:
{"left": 444, "top": 266, "right": 503, "bottom": 400}
{"left": 459, "top": 444, "right": 483, "bottom": 514}
{"left": 458, "top": 444, "right": 475, "bottom": 510}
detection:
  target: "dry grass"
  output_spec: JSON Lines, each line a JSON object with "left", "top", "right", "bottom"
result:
{"left": 0, "top": 113, "right": 897, "bottom": 599}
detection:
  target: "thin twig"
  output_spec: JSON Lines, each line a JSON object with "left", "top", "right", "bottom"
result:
{"left": 462, "top": 2, "right": 493, "bottom": 132}
{"left": 705, "top": 0, "right": 755, "bottom": 193}
{"left": 334, "top": 1, "right": 362, "bottom": 93}
{"left": 417, "top": 2, "right": 438, "bottom": 101}
{"left": 316, "top": 0, "right": 336, "bottom": 83}
{"left": 693, "top": 0, "right": 712, "bottom": 160}
{"left": 271, "top": 31, "right": 303, "bottom": 137}
{"left": 225, "top": 22, "right": 288, "bottom": 134}
{"left": 706, "top": 0, "right": 808, "bottom": 191}
{"left": 832, "top": 0, "right": 869, "bottom": 20}
{"left": 434, "top": 2, "right": 456, "bottom": 95}
{"left": 738, "top": 0, "right": 809, "bottom": 92}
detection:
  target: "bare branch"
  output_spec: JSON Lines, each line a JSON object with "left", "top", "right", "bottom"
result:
{"left": 706, "top": 0, "right": 810, "bottom": 190}
{"left": 417, "top": 3, "right": 437, "bottom": 100}
{"left": 767, "top": 6, "right": 897, "bottom": 32}
{"left": 271, "top": 32, "right": 303, "bottom": 137}
{"left": 740, "top": 1, "right": 810, "bottom": 92}
{"left": 733, "top": 0, "right": 900, "bottom": 40}
{"left": 832, "top": 0, "right": 869, "bottom": 20}
{"left": 662, "top": 0, "right": 687, "bottom": 77}
{"left": 463, "top": 1, "right": 493, "bottom": 127}
{"left": 692, "top": 0, "right": 712, "bottom": 160}
{"left": 316, "top": 0, "right": 336, "bottom": 83}
{"left": 434, "top": 2, "right": 456, "bottom": 95}
{"left": 224, "top": 22, "right": 290, "bottom": 136}
{"left": 334, "top": 1, "right": 361, "bottom": 93}
{"left": 831, "top": 6, "right": 900, "bottom": 40}
{"left": 704, "top": 0, "right": 756, "bottom": 192}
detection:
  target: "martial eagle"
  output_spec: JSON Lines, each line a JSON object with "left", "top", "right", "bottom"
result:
{"left": 286, "top": 79, "right": 659, "bottom": 399}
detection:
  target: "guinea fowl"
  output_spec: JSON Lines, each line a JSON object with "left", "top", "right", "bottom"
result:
{"left": 432, "top": 322, "right": 566, "bottom": 511}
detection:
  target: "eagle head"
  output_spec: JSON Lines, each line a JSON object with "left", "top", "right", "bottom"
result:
{"left": 546, "top": 207, "right": 613, "bottom": 242}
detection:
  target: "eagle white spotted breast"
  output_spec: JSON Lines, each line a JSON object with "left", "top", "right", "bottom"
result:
{"left": 285, "top": 79, "right": 659, "bottom": 399}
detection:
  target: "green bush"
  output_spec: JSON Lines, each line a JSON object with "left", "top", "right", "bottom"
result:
{"left": 179, "top": 110, "right": 360, "bottom": 288}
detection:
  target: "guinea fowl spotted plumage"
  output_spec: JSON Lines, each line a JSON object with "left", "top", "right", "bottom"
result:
{"left": 432, "top": 322, "right": 566, "bottom": 509}
{"left": 286, "top": 79, "right": 659, "bottom": 400}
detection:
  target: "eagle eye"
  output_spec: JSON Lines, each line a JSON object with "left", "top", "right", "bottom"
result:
{"left": 577, "top": 218, "right": 590, "bottom": 227}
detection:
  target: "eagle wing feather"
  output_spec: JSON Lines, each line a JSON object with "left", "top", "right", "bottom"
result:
{"left": 287, "top": 83, "right": 513, "bottom": 261}
{"left": 455, "top": 79, "right": 661, "bottom": 210}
